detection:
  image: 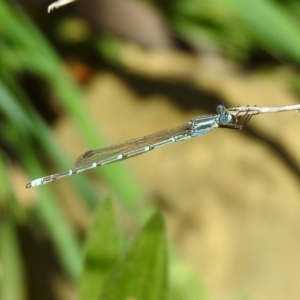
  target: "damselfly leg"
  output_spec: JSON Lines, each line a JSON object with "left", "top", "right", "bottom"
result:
{"left": 220, "top": 107, "right": 253, "bottom": 130}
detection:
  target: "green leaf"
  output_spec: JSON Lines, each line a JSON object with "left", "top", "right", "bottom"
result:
{"left": 99, "top": 211, "right": 167, "bottom": 300}
{"left": 79, "top": 198, "right": 121, "bottom": 300}
{"left": 223, "top": 0, "right": 300, "bottom": 62}
{"left": 0, "top": 217, "right": 24, "bottom": 300}
{"left": 0, "top": 0, "right": 142, "bottom": 209}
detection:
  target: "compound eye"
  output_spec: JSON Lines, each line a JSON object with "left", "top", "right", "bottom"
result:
{"left": 216, "top": 104, "right": 226, "bottom": 115}
{"left": 219, "top": 113, "right": 232, "bottom": 125}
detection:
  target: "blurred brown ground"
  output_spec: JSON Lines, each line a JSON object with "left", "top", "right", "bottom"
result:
{"left": 49, "top": 48, "right": 300, "bottom": 300}
{"left": 17, "top": 1, "right": 300, "bottom": 299}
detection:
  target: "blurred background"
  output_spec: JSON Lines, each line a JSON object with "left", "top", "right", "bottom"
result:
{"left": 1, "top": 0, "right": 300, "bottom": 299}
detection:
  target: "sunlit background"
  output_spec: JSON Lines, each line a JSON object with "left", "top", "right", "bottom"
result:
{"left": 1, "top": 0, "right": 300, "bottom": 299}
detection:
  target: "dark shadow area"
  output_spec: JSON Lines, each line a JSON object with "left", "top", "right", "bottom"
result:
{"left": 17, "top": 225, "right": 65, "bottom": 300}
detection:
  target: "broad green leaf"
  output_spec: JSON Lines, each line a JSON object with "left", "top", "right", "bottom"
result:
{"left": 79, "top": 198, "right": 121, "bottom": 300}
{"left": 99, "top": 211, "right": 167, "bottom": 300}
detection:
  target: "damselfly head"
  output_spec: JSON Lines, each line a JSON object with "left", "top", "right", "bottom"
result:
{"left": 218, "top": 113, "right": 232, "bottom": 125}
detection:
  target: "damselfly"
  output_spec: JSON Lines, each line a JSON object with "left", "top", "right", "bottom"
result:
{"left": 26, "top": 104, "right": 249, "bottom": 188}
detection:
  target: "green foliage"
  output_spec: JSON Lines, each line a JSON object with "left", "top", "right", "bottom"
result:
{"left": 98, "top": 210, "right": 167, "bottom": 300}
{"left": 168, "top": 253, "right": 208, "bottom": 300}
{"left": 171, "top": 0, "right": 300, "bottom": 63}
{"left": 224, "top": 0, "right": 300, "bottom": 61}
{"left": 0, "top": 0, "right": 142, "bottom": 209}
{"left": 4, "top": 0, "right": 299, "bottom": 298}
{"left": 79, "top": 199, "right": 167, "bottom": 300}
{"left": 79, "top": 198, "right": 122, "bottom": 300}
{"left": 0, "top": 0, "right": 141, "bottom": 281}
{"left": 0, "top": 215, "right": 24, "bottom": 300}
